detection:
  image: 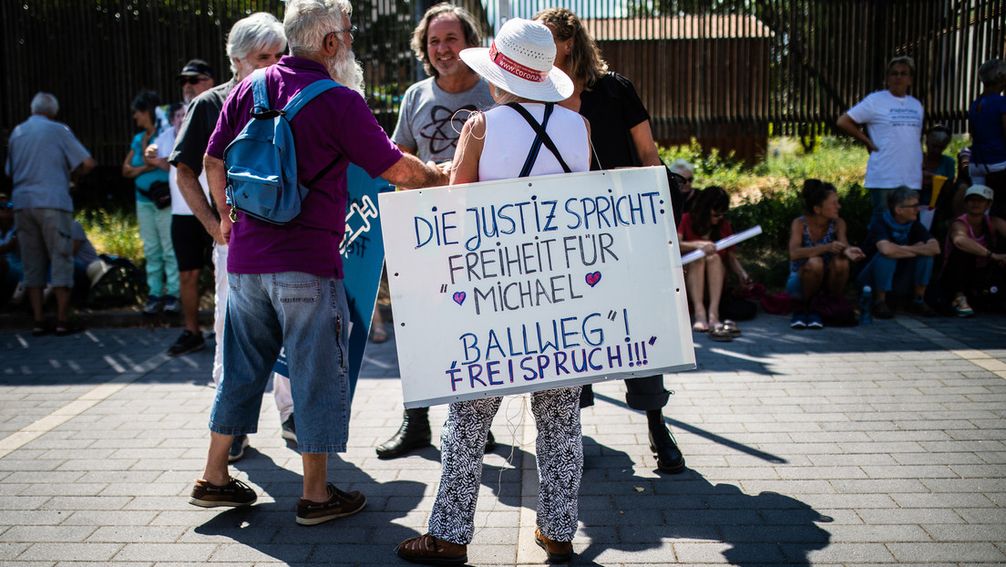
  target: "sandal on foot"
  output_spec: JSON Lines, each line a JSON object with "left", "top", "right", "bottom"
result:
{"left": 709, "top": 324, "right": 733, "bottom": 342}
{"left": 722, "top": 319, "right": 741, "bottom": 336}
{"left": 396, "top": 533, "right": 467, "bottom": 565}
{"left": 691, "top": 321, "right": 709, "bottom": 333}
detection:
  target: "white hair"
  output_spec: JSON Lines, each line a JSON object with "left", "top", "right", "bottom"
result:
{"left": 669, "top": 158, "right": 694, "bottom": 177}
{"left": 227, "top": 12, "right": 287, "bottom": 75}
{"left": 30, "top": 92, "right": 59, "bottom": 117}
{"left": 284, "top": 0, "right": 353, "bottom": 57}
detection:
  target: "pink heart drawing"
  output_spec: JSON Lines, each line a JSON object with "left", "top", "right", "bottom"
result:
{"left": 452, "top": 291, "right": 466, "bottom": 305}
{"left": 585, "top": 271, "right": 602, "bottom": 287}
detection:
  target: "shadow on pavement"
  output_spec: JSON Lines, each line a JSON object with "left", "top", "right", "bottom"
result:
{"left": 194, "top": 451, "right": 425, "bottom": 564}
{"left": 577, "top": 436, "right": 832, "bottom": 566}
{"left": 592, "top": 391, "right": 787, "bottom": 464}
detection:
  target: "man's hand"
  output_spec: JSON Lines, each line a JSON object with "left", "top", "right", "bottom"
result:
{"left": 219, "top": 216, "right": 232, "bottom": 244}
{"left": 381, "top": 153, "right": 449, "bottom": 190}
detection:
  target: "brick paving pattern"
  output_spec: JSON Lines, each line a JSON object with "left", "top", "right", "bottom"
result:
{"left": 0, "top": 314, "right": 1004, "bottom": 565}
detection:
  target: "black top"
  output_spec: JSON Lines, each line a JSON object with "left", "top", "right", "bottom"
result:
{"left": 169, "top": 79, "right": 236, "bottom": 173}
{"left": 862, "top": 219, "right": 932, "bottom": 259}
{"left": 579, "top": 72, "right": 650, "bottom": 170}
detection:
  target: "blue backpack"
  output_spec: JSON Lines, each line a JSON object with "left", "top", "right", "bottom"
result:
{"left": 224, "top": 68, "right": 344, "bottom": 225}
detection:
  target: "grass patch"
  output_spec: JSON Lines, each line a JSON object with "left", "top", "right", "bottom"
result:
{"left": 77, "top": 208, "right": 144, "bottom": 260}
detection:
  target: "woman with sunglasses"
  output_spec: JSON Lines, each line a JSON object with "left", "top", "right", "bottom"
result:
{"left": 678, "top": 186, "right": 750, "bottom": 341}
{"left": 534, "top": 7, "right": 685, "bottom": 475}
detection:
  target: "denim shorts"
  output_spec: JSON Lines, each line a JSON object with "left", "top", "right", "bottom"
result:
{"left": 210, "top": 272, "right": 351, "bottom": 453}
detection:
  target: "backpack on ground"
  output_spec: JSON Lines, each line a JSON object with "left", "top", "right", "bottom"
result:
{"left": 224, "top": 68, "right": 344, "bottom": 225}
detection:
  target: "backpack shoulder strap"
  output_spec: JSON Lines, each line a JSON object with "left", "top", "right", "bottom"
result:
{"left": 506, "top": 102, "right": 572, "bottom": 175}
{"left": 250, "top": 69, "right": 271, "bottom": 113}
{"left": 283, "top": 78, "right": 344, "bottom": 121}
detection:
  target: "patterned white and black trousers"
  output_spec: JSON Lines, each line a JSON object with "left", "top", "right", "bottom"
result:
{"left": 428, "top": 386, "right": 583, "bottom": 545}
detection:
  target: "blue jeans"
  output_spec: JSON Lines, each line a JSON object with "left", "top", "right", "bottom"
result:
{"left": 210, "top": 272, "right": 351, "bottom": 453}
{"left": 858, "top": 254, "right": 933, "bottom": 293}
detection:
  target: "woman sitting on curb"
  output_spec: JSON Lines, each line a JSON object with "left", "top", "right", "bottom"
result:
{"left": 939, "top": 184, "right": 1006, "bottom": 316}
{"left": 678, "top": 186, "right": 751, "bottom": 341}
{"left": 787, "top": 180, "right": 865, "bottom": 329}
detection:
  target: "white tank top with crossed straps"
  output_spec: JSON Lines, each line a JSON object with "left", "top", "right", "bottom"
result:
{"left": 477, "top": 102, "right": 590, "bottom": 181}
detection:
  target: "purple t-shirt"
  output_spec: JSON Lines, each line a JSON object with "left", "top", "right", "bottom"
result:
{"left": 206, "top": 56, "right": 402, "bottom": 278}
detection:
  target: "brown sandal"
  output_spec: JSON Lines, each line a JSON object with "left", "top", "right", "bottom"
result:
{"left": 396, "top": 533, "right": 467, "bottom": 565}
{"left": 709, "top": 324, "right": 733, "bottom": 342}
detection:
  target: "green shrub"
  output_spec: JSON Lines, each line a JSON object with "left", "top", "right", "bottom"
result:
{"left": 76, "top": 209, "right": 144, "bottom": 261}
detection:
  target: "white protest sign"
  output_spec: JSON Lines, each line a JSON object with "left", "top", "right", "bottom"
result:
{"left": 380, "top": 166, "right": 696, "bottom": 408}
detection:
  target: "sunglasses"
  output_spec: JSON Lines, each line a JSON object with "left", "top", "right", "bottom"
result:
{"left": 177, "top": 76, "right": 209, "bottom": 85}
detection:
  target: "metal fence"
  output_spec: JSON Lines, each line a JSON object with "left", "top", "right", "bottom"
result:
{"left": 1, "top": 0, "right": 1003, "bottom": 166}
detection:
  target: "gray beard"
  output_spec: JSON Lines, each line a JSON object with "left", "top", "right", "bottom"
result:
{"left": 327, "top": 50, "right": 365, "bottom": 97}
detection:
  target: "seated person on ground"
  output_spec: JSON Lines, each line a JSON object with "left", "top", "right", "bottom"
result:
{"left": 787, "top": 180, "right": 865, "bottom": 329}
{"left": 921, "top": 125, "right": 956, "bottom": 208}
{"left": 939, "top": 184, "right": 1006, "bottom": 316}
{"left": 0, "top": 193, "right": 21, "bottom": 303}
{"left": 70, "top": 221, "right": 104, "bottom": 304}
{"left": 857, "top": 187, "right": 940, "bottom": 319}
{"left": 678, "top": 186, "right": 751, "bottom": 340}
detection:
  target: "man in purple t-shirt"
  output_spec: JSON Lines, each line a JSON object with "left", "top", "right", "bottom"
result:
{"left": 188, "top": 0, "right": 448, "bottom": 527}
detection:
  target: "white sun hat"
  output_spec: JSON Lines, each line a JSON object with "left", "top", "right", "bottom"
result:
{"left": 459, "top": 18, "right": 573, "bottom": 103}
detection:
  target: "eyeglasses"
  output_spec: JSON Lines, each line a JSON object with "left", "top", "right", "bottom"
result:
{"left": 177, "top": 76, "right": 209, "bottom": 85}
{"left": 330, "top": 25, "right": 358, "bottom": 40}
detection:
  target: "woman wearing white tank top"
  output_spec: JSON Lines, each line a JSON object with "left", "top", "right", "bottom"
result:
{"left": 396, "top": 18, "right": 589, "bottom": 566}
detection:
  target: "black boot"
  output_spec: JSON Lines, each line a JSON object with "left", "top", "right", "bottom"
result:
{"left": 376, "top": 408, "right": 432, "bottom": 459}
{"left": 647, "top": 410, "right": 685, "bottom": 474}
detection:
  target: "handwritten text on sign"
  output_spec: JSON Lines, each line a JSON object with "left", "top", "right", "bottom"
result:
{"left": 380, "top": 167, "right": 695, "bottom": 408}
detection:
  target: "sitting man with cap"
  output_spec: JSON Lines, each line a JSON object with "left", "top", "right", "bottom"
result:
{"left": 178, "top": 59, "right": 216, "bottom": 104}
{"left": 939, "top": 184, "right": 1006, "bottom": 316}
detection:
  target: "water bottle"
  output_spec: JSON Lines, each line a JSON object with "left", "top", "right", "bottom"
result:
{"left": 859, "top": 286, "right": 873, "bottom": 325}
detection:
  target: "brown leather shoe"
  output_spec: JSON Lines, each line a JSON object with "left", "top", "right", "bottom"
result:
{"left": 396, "top": 534, "right": 467, "bottom": 565}
{"left": 534, "top": 528, "right": 573, "bottom": 563}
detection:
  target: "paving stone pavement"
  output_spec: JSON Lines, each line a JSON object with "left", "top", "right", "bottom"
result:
{"left": 0, "top": 314, "right": 1004, "bottom": 566}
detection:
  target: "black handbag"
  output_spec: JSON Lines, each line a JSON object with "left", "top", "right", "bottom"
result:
{"left": 143, "top": 180, "right": 172, "bottom": 210}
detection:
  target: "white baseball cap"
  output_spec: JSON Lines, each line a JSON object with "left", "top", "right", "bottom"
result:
{"left": 964, "top": 184, "right": 994, "bottom": 201}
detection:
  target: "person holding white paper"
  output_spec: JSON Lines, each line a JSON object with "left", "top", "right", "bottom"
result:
{"left": 678, "top": 186, "right": 751, "bottom": 341}
{"left": 395, "top": 18, "right": 589, "bottom": 566}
